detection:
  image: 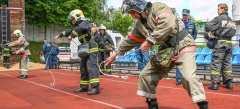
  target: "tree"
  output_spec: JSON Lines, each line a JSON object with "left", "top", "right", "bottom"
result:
{"left": 0, "top": 0, "right": 7, "bottom": 5}
{"left": 25, "top": 0, "right": 106, "bottom": 37}
{"left": 189, "top": 15, "right": 203, "bottom": 31}
{"left": 111, "top": 11, "right": 134, "bottom": 36}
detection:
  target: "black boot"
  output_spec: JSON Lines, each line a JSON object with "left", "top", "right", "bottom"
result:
{"left": 19, "top": 75, "right": 28, "bottom": 79}
{"left": 224, "top": 80, "right": 233, "bottom": 90}
{"left": 197, "top": 101, "right": 209, "bottom": 109}
{"left": 17, "top": 75, "right": 23, "bottom": 78}
{"left": 87, "top": 88, "right": 100, "bottom": 95}
{"left": 146, "top": 98, "right": 159, "bottom": 109}
{"left": 74, "top": 88, "right": 88, "bottom": 93}
{"left": 176, "top": 79, "right": 181, "bottom": 85}
{"left": 208, "top": 83, "right": 218, "bottom": 90}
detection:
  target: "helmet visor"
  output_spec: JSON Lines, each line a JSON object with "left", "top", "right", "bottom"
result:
{"left": 67, "top": 13, "right": 73, "bottom": 21}
{"left": 121, "top": 4, "right": 131, "bottom": 17}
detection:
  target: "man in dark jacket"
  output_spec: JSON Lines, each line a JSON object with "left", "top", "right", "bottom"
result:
{"left": 205, "top": 3, "right": 236, "bottom": 90}
{"left": 95, "top": 24, "right": 115, "bottom": 74}
{"left": 54, "top": 9, "right": 100, "bottom": 95}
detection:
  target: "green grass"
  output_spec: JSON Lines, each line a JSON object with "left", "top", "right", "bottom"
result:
{"left": 196, "top": 44, "right": 207, "bottom": 49}
{"left": 28, "top": 41, "right": 69, "bottom": 63}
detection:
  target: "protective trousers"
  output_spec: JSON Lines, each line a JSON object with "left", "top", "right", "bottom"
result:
{"left": 3, "top": 56, "right": 10, "bottom": 67}
{"left": 210, "top": 41, "right": 233, "bottom": 84}
{"left": 98, "top": 51, "right": 111, "bottom": 74}
{"left": 19, "top": 56, "right": 28, "bottom": 76}
{"left": 79, "top": 40, "right": 99, "bottom": 89}
{"left": 137, "top": 51, "right": 206, "bottom": 103}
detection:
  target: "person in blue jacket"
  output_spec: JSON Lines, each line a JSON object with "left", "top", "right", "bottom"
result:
{"left": 43, "top": 38, "right": 52, "bottom": 69}
{"left": 50, "top": 42, "right": 59, "bottom": 69}
{"left": 176, "top": 9, "right": 197, "bottom": 85}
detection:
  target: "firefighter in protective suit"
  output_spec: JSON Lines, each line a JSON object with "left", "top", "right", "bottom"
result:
{"left": 205, "top": 3, "right": 236, "bottom": 90}
{"left": 105, "top": 0, "right": 209, "bottom": 109}
{"left": 7, "top": 30, "right": 31, "bottom": 79}
{"left": 95, "top": 24, "right": 114, "bottom": 74}
{"left": 54, "top": 9, "right": 100, "bottom": 95}
{"left": 1, "top": 41, "right": 12, "bottom": 68}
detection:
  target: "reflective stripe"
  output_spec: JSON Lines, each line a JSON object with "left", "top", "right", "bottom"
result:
{"left": 129, "top": 32, "right": 145, "bottom": 43}
{"left": 218, "top": 40, "right": 231, "bottom": 43}
{"left": 89, "top": 47, "right": 98, "bottom": 53}
{"left": 211, "top": 70, "right": 220, "bottom": 75}
{"left": 79, "top": 34, "right": 88, "bottom": 43}
{"left": 72, "top": 30, "right": 79, "bottom": 37}
{"left": 62, "top": 31, "right": 66, "bottom": 37}
{"left": 100, "top": 69, "right": 104, "bottom": 72}
{"left": 20, "top": 69, "right": 28, "bottom": 71}
{"left": 106, "top": 68, "right": 112, "bottom": 73}
{"left": 81, "top": 34, "right": 88, "bottom": 42}
{"left": 89, "top": 78, "right": 99, "bottom": 84}
{"left": 99, "top": 48, "right": 105, "bottom": 51}
{"left": 80, "top": 80, "right": 89, "bottom": 85}
{"left": 223, "top": 70, "right": 232, "bottom": 74}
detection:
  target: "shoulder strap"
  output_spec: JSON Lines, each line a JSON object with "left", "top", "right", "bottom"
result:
{"left": 220, "top": 20, "right": 229, "bottom": 36}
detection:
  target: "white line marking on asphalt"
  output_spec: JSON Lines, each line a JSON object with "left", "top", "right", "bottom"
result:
{"left": 50, "top": 71, "right": 240, "bottom": 98}
{"left": 0, "top": 73, "right": 124, "bottom": 109}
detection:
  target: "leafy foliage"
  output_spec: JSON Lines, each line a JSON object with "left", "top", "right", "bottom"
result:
{"left": 189, "top": 15, "right": 203, "bottom": 31}
{"left": 111, "top": 11, "right": 134, "bottom": 36}
{"left": 0, "top": 0, "right": 8, "bottom": 5}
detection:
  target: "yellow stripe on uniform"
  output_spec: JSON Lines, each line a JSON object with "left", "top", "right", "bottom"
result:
{"left": 106, "top": 68, "right": 112, "bottom": 73}
{"left": 80, "top": 80, "right": 89, "bottom": 85}
{"left": 79, "top": 34, "right": 88, "bottom": 43}
{"left": 89, "top": 78, "right": 99, "bottom": 84}
{"left": 218, "top": 40, "right": 231, "bottom": 43}
{"left": 210, "top": 70, "right": 220, "bottom": 75}
{"left": 223, "top": 70, "right": 232, "bottom": 74}
{"left": 72, "top": 30, "right": 79, "bottom": 37}
{"left": 89, "top": 47, "right": 98, "bottom": 53}
{"left": 62, "top": 31, "right": 66, "bottom": 37}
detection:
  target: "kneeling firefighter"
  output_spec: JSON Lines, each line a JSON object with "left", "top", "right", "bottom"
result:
{"left": 54, "top": 9, "right": 100, "bottom": 95}
{"left": 7, "top": 30, "right": 31, "bottom": 79}
{"left": 95, "top": 24, "right": 114, "bottom": 74}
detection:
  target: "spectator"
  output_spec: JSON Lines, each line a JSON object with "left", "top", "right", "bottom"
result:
{"left": 175, "top": 9, "right": 197, "bottom": 85}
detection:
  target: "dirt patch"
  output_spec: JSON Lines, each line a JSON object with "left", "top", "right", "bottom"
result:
{"left": 0, "top": 62, "right": 45, "bottom": 71}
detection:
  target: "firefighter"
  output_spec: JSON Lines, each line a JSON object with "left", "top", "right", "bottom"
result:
{"left": 54, "top": 9, "right": 100, "bottom": 95}
{"left": 105, "top": 0, "right": 208, "bottom": 109}
{"left": 205, "top": 3, "right": 236, "bottom": 90}
{"left": 1, "top": 42, "right": 12, "bottom": 68}
{"left": 95, "top": 24, "right": 115, "bottom": 74}
{"left": 50, "top": 42, "right": 59, "bottom": 69}
{"left": 90, "top": 23, "right": 98, "bottom": 37}
{"left": 7, "top": 29, "right": 31, "bottom": 79}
